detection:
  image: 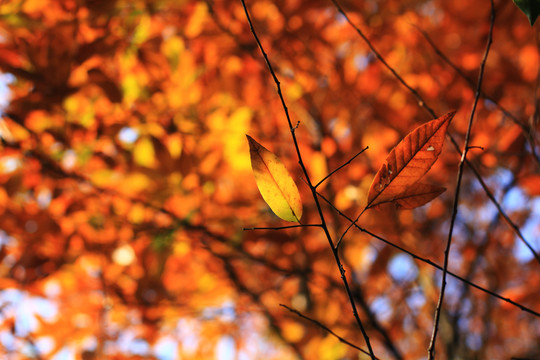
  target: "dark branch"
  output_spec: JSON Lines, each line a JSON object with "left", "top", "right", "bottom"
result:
{"left": 415, "top": 26, "right": 540, "bottom": 166}
{"left": 240, "top": 0, "right": 376, "bottom": 357}
{"left": 429, "top": 4, "right": 495, "bottom": 357}
{"left": 315, "top": 146, "right": 369, "bottom": 189}
{"left": 317, "top": 191, "right": 540, "bottom": 318}
{"left": 243, "top": 224, "right": 322, "bottom": 231}
{"left": 280, "top": 304, "right": 378, "bottom": 358}
{"left": 329, "top": 0, "right": 539, "bottom": 267}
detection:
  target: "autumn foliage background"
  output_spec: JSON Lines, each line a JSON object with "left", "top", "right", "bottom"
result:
{"left": 0, "top": 0, "right": 539, "bottom": 359}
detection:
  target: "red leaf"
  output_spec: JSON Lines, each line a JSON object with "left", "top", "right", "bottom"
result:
{"left": 394, "top": 183, "right": 446, "bottom": 209}
{"left": 367, "top": 111, "right": 455, "bottom": 208}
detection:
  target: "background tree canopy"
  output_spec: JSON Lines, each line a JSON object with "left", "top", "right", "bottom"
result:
{"left": 0, "top": 0, "right": 539, "bottom": 359}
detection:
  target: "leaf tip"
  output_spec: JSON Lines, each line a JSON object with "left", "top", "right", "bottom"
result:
{"left": 445, "top": 110, "right": 457, "bottom": 123}
{"left": 246, "top": 134, "right": 259, "bottom": 151}
{"left": 512, "top": 0, "right": 540, "bottom": 26}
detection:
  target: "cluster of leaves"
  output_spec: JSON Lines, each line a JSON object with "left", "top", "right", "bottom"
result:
{"left": 0, "top": 0, "right": 538, "bottom": 359}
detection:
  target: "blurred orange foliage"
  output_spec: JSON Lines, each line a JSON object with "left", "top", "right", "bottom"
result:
{"left": 0, "top": 0, "right": 539, "bottom": 359}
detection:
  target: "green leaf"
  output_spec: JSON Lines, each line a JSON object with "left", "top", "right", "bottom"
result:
{"left": 513, "top": 0, "right": 540, "bottom": 25}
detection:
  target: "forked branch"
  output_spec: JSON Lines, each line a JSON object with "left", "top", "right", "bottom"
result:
{"left": 317, "top": 191, "right": 540, "bottom": 318}
{"left": 239, "top": 0, "right": 376, "bottom": 358}
{"left": 330, "top": 0, "right": 540, "bottom": 266}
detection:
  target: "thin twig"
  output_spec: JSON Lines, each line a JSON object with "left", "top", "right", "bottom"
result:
{"left": 240, "top": 1, "right": 376, "bottom": 357}
{"left": 243, "top": 224, "right": 322, "bottom": 230}
{"left": 310, "top": 101, "right": 404, "bottom": 359}
{"left": 7, "top": 107, "right": 539, "bottom": 320}
{"left": 336, "top": 207, "right": 367, "bottom": 249}
{"left": 331, "top": 0, "right": 428, "bottom": 111}
{"left": 416, "top": 26, "right": 540, "bottom": 166}
{"left": 317, "top": 191, "right": 540, "bottom": 318}
{"left": 474, "top": 172, "right": 540, "bottom": 265}
{"left": 344, "top": 259, "right": 405, "bottom": 360}
{"left": 448, "top": 176, "right": 517, "bottom": 358}
{"left": 466, "top": 146, "right": 484, "bottom": 151}
{"left": 315, "top": 146, "right": 369, "bottom": 188}
{"left": 280, "top": 304, "right": 380, "bottom": 359}
{"left": 329, "top": 0, "right": 540, "bottom": 265}
{"left": 185, "top": 196, "right": 540, "bottom": 322}
{"left": 24, "top": 337, "right": 44, "bottom": 360}
{"left": 206, "top": 244, "right": 304, "bottom": 358}
{"left": 428, "top": 3, "right": 495, "bottom": 357}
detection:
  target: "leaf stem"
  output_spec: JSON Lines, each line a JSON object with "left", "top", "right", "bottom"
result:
{"left": 315, "top": 146, "right": 369, "bottom": 189}
{"left": 336, "top": 207, "right": 367, "bottom": 249}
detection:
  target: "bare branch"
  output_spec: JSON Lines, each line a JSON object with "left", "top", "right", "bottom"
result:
{"left": 280, "top": 304, "right": 379, "bottom": 359}
{"left": 243, "top": 224, "right": 322, "bottom": 231}
{"left": 240, "top": 0, "right": 376, "bottom": 357}
{"left": 428, "top": 2, "right": 495, "bottom": 357}
{"left": 206, "top": 245, "right": 304, "bottom": 358}
{"left": 317, "top": 191, "right": 540, "bottom": 318}
{"left": 416, "top": 26, "right": 540, "bottom": 166}
{"left": 315, "top": 146, "right": 369, "bottom": 189}
{"left": 330, "top": 0, "right": 539, "bottom": 266}
{"left": 336, "top": 207, "right": 367, "bottom": 250}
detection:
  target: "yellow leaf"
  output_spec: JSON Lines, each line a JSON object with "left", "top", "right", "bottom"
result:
{"left": 22, "top": 0, "right": 48, "bottom": 14}
{"left": 134, "top": 136, "right": 156, "bottom": 168}
{"left": 128, "top": 203, "right": 145, "bottom": 224}
{"left": 90, "top": 169, "right": 118, "bottom": 187}
{"left": 185, "top": 2, "right": 208, "bottom": 38}
{"left": 247, "top": 135, "right": 302, "bottom": 222}
{"left": 165, "top": 133, "right": 183, "bottom": 159}
{"left": 307, "top": 151, "right": 328, "bottom": 189}
{"left": 162, "top": 36, "right": 185, "bottom": 69}
{"left": 122, "top": 73, "right": 141, "bottom": 105}
{"left": 319, "top": 335, "right": 347, "bottom": 360}
{"left": 225, "top": 107, "right": 252, "bottom": 171}
{"left": 132, "top": 15, "right": 151, "bottom": 44}
{"left": 121, "top": 173, "right": 152, "bottom": 194}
